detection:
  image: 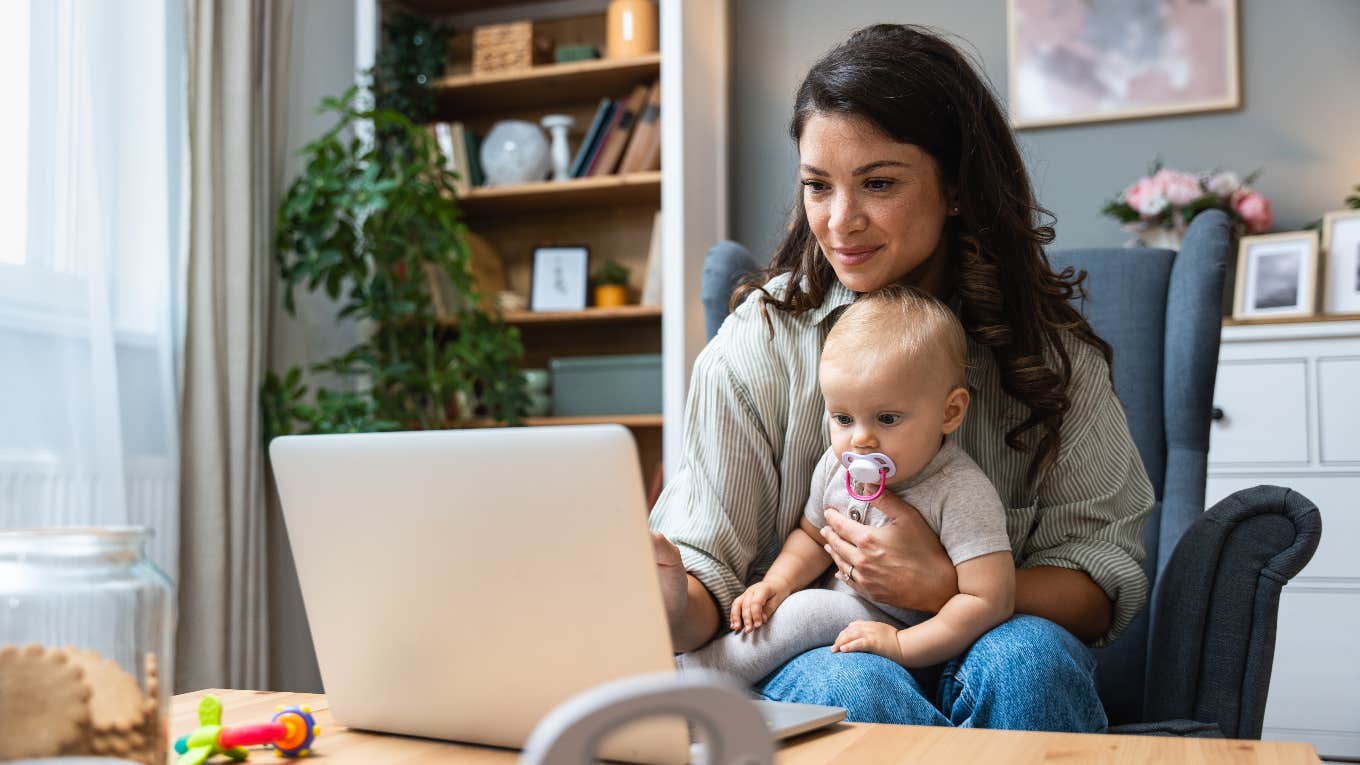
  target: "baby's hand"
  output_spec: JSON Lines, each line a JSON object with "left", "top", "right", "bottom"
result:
{"left": 832, "top": 620, "right": 906, "bottom": 665}
{"left": 729, "top": 580, "right": 789, "bottom": 633}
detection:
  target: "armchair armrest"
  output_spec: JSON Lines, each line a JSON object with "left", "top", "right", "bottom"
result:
{"left": 1144, "top": 485, "right": 1322, "bottom": 738}
{"left": 702, "top": 241, "right": 757, "bottom": 341}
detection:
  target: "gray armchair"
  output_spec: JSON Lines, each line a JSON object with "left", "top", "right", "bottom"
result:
{"left": 701, "top": 209, "right": 1321, "bottom": 737}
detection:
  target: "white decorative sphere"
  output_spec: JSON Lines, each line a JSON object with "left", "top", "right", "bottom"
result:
{"left": 480, "top": 120, "right": 552, "bottom": 186}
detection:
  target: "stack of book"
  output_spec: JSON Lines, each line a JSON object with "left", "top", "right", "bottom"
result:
{"left": 570, "top": 78, "right": 662, "bottom": 178}
{"left": 429, "top": 121, "right": 485, "bottom": 194}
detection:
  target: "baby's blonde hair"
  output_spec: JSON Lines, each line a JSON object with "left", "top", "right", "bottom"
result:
{"left": 821, "top": 285, "right": 968, "bottom": 391}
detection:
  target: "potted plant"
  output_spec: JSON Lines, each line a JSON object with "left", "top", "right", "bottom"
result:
{"left": 262, "top": 85, "right": 528, "bottom": 436}
{"left": 592, "top": 260, "right": 631, "bottom": 308}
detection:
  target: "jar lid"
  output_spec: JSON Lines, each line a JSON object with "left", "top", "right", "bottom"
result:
{"left": 6, "top": 751, "right": 146, "bottom": 756}
{"left": 0, "top": 527, "right": 151, "bottom": 559}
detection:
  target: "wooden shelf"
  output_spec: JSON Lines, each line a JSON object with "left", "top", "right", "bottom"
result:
{"left": 458, "top": 172, "right": 660, "bottom": 216}
{"left": 468, "top": 414, "right": 663, "bottom": 428}
{"left": 503, "top": 305, "right": 660, "bottom": 326}
{"left": 435, "top": 54, "right": 661, "bottom": 118}
{"left": 1223, "top": 313, "right": 1360, "bottom": 327}
{"left": 393, "top": 0, "right": 528, "bottom": 14}
{"left": 528, "top": 414, "right": 661, "bottom": 427}
{"left": 439, "top": 306, "right": 661, "bottom": 331}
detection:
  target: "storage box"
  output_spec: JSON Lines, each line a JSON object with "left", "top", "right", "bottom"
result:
{"left": 472, "top": 21, "right": 552, "bottom": 75}
{"left": 549, "top": 354, "right": 661, "bottom": 416}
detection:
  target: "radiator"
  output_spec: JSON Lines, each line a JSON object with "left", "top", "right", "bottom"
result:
{"left": 0, "top": 454, "right": 179, "bottom": 584}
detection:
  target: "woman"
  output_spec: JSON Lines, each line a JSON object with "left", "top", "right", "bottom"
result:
{"left": 648, "top": 24, "right": 1153, "bottom": 730}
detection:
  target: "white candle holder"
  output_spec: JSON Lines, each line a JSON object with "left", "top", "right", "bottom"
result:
{"left": 540, "top": 114, "right": 576, "bottom": 182}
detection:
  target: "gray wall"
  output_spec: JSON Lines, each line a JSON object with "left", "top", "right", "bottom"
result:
{"left": 730, "top": 0, "right": 1360, "bottom": 259}
{"left": 267, "top": 0, "right": 359, "bottom": 694}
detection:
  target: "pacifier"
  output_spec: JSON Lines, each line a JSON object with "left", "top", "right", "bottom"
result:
{"left": 840, "top": 451, "right": 897, "bottom": 502}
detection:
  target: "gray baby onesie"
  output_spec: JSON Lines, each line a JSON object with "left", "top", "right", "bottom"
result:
{"left": 676, "top": 439, "right": 1011, "bottom": 684}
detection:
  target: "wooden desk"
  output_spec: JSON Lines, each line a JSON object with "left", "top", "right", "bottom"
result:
{"left": 173, "top": 689, "right": 1322, "bottom": 764}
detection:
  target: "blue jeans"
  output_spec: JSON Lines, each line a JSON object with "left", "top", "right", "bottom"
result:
{"left": 755, "top": 615, "right": 1107, "bottom": 732}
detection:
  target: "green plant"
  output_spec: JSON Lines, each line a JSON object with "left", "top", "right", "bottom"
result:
{"left": 592, "top": 260, "right": 631, "bottom": 287}
{"left": 263, "top": 86, "right": 528, "bottom": 438}
{"left": 372, "top": 10, "right": 449, "bottom": 125}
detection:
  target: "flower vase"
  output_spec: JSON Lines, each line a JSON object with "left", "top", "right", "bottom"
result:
{"left": 1138, "top": 228, "right": 1184, "bottom": 251}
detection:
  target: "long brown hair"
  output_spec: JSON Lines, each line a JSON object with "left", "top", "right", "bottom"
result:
{"left": 738, "top": 24, "right": 1112, "bottom": 490}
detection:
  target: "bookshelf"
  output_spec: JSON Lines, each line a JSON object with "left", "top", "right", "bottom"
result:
{"left": 440, "top": 305, "right": 661, "bottom": 327}
{"left": 433, "top": 53, "right": 661, "bottom": 116}
{"left": 458, "top": 170, "right": 660, "bottom": 215}
{"left": 363, "top": 0, "right": 727, "bottom": 482}
{"left": 469, "top": 413, "right": 663, "bottom": 428}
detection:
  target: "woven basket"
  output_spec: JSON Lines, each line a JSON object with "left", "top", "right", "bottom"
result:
{"left": 473, "top": 21, "right": 551, "bottom": 75}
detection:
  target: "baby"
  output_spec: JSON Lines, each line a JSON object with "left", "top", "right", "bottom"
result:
{"left": 677, "top": 285, "right": 1015, "bottom": 683}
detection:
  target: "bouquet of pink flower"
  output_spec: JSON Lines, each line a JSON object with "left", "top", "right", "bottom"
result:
{"left": 1102, "top": 162, "right": 1273, "bottom": 239}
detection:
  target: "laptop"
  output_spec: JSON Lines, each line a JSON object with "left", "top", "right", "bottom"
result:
{"left": 269, "top": 425, "right": 845, "bottom": 764}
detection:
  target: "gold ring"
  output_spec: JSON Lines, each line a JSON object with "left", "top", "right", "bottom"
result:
{"left": 846, "top": 565, "right": 856, "bottom": 582}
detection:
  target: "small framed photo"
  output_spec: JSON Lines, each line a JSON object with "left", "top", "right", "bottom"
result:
{"left": 1321, "top": 209, "right": 1360, "bottom": 316}
{"left": 530, "top": 245, "right": 589, "bottom": 312}
{"left": 1232, "top": 232, "right": 1319, "bottom": 321}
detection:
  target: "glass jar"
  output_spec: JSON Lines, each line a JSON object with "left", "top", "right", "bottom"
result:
{"left": 0, "top": 527, "right": 175, "bottom": 764}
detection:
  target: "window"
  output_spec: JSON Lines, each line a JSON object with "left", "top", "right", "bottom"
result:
{"left": 0, "top": 0, "right": 184, "bottom": 578}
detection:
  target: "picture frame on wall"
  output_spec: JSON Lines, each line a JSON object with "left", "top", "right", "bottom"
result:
{"left": 1321, "top": 209, "right": 1360, "bottom": 316}
{"left": 1232, "top": 232, "right": 1318, "bottom": 321}
{"left": 530, "top": 245, "right": 589, "bottom": 312}
{"left": 1007, "top": 0, "right": 1241, "bottom": 129}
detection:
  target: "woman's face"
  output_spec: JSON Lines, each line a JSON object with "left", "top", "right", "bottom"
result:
{"left": 798, "top": 112, "right": 954, "bottom": 295}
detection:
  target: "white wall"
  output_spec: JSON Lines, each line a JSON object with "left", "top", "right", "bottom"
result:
{"left": 267, "top": 0, "right": 361, "bottom": 694}
{"left": 729, "top": 0, "right": 1360, "bottom": 258}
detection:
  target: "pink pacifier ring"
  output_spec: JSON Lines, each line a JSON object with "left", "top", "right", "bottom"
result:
{"left": 845, "top": 470, "right": 888, "bottom": 502}
{"left": 840, "top": 451, "right": 897, "bottom": 503}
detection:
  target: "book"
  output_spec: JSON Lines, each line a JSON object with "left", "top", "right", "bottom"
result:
{"left": 618, "top": 80, "right": 661, "bottom": 174}
{"left": 450, "top": 122, "right": 472, "bottom": 194}
{"left": 638, "top": 81, "right": 662, "bottom": 172}
{"left": 570, "top": 98, "right": 613, "bottom": 178}
{"left": 433, "top": 122, "right": 470, "bottom": 194}
{"left": 463, "top": 127, "right": 484, "bottom": 187}
{"left": 588, "top": 83, "right": 649, "bottom": 177}
{"left": 582, "top": 99, "right": 625, "bottom": 177}
{"left": 640, "top": 210, "right": 663, "bottom": 307}
{"left": 432, "top": 122, "right": 455, "bottom": 173}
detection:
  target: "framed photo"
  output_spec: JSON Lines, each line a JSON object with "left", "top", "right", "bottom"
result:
{"left": 530, "top": 245, "right": 589, "bottom": 311}
{"left": 1321, "top": 209, "right": 1360, "bottom": 316}
{"left": 1007, "top": 0, "right": 1241, "bottom": 129}
{"left": 1232, "top": 232, "right": 1318, "bottom": 321}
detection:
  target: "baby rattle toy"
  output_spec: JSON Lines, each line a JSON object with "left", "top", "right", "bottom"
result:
{"left": 841, "top": 451, "right": 897, "bottom": 502}
{"left": 175, "top": 694, "right": 319, "bottom": 764}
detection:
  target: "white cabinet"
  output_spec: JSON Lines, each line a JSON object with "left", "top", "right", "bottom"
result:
{"left": 1206, "top": 320, "right": 1360, "bottom": 759}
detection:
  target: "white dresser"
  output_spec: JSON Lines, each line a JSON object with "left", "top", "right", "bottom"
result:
{"left": 1205, "top": 319, "right": 1360, "bottom": 759}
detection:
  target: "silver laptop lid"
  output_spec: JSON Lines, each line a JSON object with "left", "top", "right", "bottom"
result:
{"left": 270, "top": 425, "right": 687, "bottom": 764}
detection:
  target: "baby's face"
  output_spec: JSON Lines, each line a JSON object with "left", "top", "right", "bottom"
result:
{"left": 819, "top": 352, "right": 964, "bottom": 486}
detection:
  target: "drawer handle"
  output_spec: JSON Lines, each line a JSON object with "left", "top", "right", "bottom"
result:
{"left": 1211, "top": 407, "right": 1225, "bottom": 421}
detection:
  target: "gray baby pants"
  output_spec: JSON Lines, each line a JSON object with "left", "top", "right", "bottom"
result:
{"left": 675, "top": 584, "right": 905, "bottom": 684}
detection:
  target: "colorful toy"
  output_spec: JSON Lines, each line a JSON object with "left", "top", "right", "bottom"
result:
{"left": 174, "top": 695, "right": 319, "bottom": 764}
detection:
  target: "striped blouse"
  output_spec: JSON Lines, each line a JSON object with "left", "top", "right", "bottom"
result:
{"left": 649, "top": 275, "right": 1155, "bottom": 647}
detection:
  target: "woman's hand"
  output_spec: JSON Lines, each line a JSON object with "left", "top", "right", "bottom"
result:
{"left": 651, "top": 532, "right": 721, "bottom": 651}
{"left": 651, "top": 532, "right": 689, "bottom": 630}
{"left": 821, "top": 493, "right": 959, "bottom": 613}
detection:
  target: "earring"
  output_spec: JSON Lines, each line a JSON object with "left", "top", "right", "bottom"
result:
{"left": 950, "top": 206, "right": 960, "bottom": 215}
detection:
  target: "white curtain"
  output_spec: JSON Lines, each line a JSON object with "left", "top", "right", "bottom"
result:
{"left": 0, "top": 0, "right": 185, "bottom": 581}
